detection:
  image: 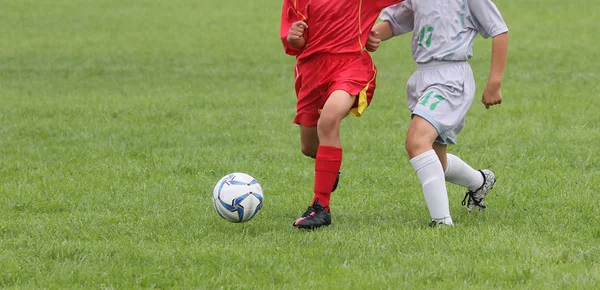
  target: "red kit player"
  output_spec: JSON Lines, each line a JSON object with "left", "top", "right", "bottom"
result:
{"left": 280, "top": 0, "right": 403, "bottom": 230}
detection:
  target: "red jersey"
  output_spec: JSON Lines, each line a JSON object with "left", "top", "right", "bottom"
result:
{"left": 280, "top": 0, "right": 403, "bottom": 60}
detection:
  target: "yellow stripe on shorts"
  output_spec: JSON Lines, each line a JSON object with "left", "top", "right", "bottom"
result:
{"left": 349, "top": 66, "right": 376, "bottom": 117}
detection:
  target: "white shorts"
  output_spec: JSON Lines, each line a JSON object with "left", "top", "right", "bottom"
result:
{"left": 406, "top": 61, "right": 476, "bottom": 145}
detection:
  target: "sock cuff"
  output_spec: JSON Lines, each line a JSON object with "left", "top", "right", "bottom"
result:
{"left": 410, "top": 150, "right": 438, "bottom": 172}
{"left": 316, "top": 146, "right": 342, "bottom": 160}
{"left": 315, "top": 146, "right": 342, "bottom": 173}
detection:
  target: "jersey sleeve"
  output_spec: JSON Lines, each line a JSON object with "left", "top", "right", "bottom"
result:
{"left": 468, "top": 0, "right": 508, "bottom": 39}
{"left": 379, "top": 0, "right": 414, "bottom": 36}
{"left": 280, "top": 0, "right": 305, "bottom": 56}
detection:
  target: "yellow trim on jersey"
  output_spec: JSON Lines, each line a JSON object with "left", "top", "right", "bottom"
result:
{"left": 357, "top": 0, "right": 364, "bottom": 49}
{"left": 294, "top": 0, "right": 307, "bottom": 20}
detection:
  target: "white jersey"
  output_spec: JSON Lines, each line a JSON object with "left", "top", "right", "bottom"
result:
{"left": 380, "top": 0, "right": 508, "bottom": 63}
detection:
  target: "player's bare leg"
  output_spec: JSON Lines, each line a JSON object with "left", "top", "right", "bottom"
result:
{"left": 317, "top": 90, "right": 355, "bottom": 147}
{"left": 300, "top": 125, "right": 340, "bottom": 191}
{"left": 433, "top": 143, "right": 448, "bottom": 171}
{"left": 300, "top": 125, "right": 319, "bottom": 158}
{"left": 406, "top": 116, "right": 453, "bottom": 226}
{"left": 293, "top": 90, "right": 355, "bottom": 229}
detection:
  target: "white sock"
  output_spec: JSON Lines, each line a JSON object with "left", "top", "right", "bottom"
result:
{"left": 410, "top": 150, "right": 453, "bottom": 225}
{"left": 444, "top": 154, "right": 484, "bottom": 191}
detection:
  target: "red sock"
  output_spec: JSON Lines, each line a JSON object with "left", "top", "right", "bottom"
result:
{"left": 312, "top": 145, "right": 342, "bottom": 210}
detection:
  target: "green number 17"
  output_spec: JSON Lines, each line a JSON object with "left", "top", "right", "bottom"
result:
{"left": 418, "top": 91, "right": 444, "bottom": 110}
{"left": 418, "top": 26, "right": 434, "bottom": 48}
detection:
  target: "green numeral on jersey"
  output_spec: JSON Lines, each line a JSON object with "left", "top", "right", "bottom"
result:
{"left": 418, "top": 26, "right": 434, "bottom": 48}
{"left": 418, "top": 91, "right": 444, "bottom": 110}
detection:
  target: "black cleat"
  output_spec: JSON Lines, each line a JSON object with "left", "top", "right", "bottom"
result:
{"left": 299, "top": 204, "right": 316, "bottom": 218}
{"left": 292, "top": 201, "right": 331, "bottom": 230}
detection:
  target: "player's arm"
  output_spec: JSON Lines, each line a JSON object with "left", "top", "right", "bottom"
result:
{"left": 366, "top": 1, "right": 413, "bottom": 52}
{"left": 482, "top": 32, "right": 508, "bottom": 109}
{"left": 373, "top": 21, "right": 395, "bottom": 42}
{"left": 286, "top": 21, "right": 307, "bottom": 50}
{"left": 280, "top": 0, "right": 307, "bottom": 55}
{"left": 366, "top": 22, "right": 393, "bottom": 52}
{"left": 469, "top": 0, "right": 509, "bottom": 109}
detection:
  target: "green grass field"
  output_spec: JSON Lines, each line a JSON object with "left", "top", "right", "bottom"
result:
{"left": 1, "top": 0, "right": 599, "bottom": 288}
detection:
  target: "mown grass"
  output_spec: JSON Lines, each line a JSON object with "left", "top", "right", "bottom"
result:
{"left": 1, "top": 0, "right": 599, "bottom": 288}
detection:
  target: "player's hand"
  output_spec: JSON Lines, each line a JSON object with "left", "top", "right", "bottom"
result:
{"left": 482, "top": 84, "right": 503, "bottom": 109}
{"left": 366, "top": 31, "right": 381, "bottom": 52}
{"left": 287, "top": 21, "right": 308, "bottom": 42}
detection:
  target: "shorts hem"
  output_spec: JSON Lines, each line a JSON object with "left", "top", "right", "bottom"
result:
{"left": 293, "top": 112, "right": 319, "bottom": 127}
{"left": 412, "top": 109, "right": 456, "bottom": 145}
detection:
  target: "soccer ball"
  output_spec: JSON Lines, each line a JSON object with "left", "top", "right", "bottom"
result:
{"left": 213, "top": 173, "right": 264, "bottom": 223}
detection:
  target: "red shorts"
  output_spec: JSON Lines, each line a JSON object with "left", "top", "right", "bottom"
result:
{"left": 293, "top": 52, "right": 377, "bottom": 127}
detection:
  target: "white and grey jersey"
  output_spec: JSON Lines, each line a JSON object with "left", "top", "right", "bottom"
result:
{"left": 380, "top": 0, "right": 508, "bottom": 63}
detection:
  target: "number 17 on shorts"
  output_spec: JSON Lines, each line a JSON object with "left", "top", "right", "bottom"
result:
{"left": 418, "top": 91, "right": 445, "bottom": 111}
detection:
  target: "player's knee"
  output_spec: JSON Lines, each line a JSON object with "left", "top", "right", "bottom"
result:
{"left": 316, "top": 115, "right": 340, "bottom": 136}
{"left": 301, "top": 144, "right": 317, "bottom": 158}
{"left": 405, "top": 136, "right": 430, "bottom": 159}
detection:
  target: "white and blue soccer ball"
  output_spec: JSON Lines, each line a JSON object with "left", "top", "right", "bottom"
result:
{"left": 213, "top": 173, "right": 263, "bottom": 223}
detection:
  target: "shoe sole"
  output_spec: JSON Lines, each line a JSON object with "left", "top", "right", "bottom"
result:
{"left": 294, "top": 224, "right": 331, "bottom": 230}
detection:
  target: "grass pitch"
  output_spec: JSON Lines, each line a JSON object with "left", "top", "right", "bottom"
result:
{"left": 1, "top": 0, "right": 599, "bottom": 288}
